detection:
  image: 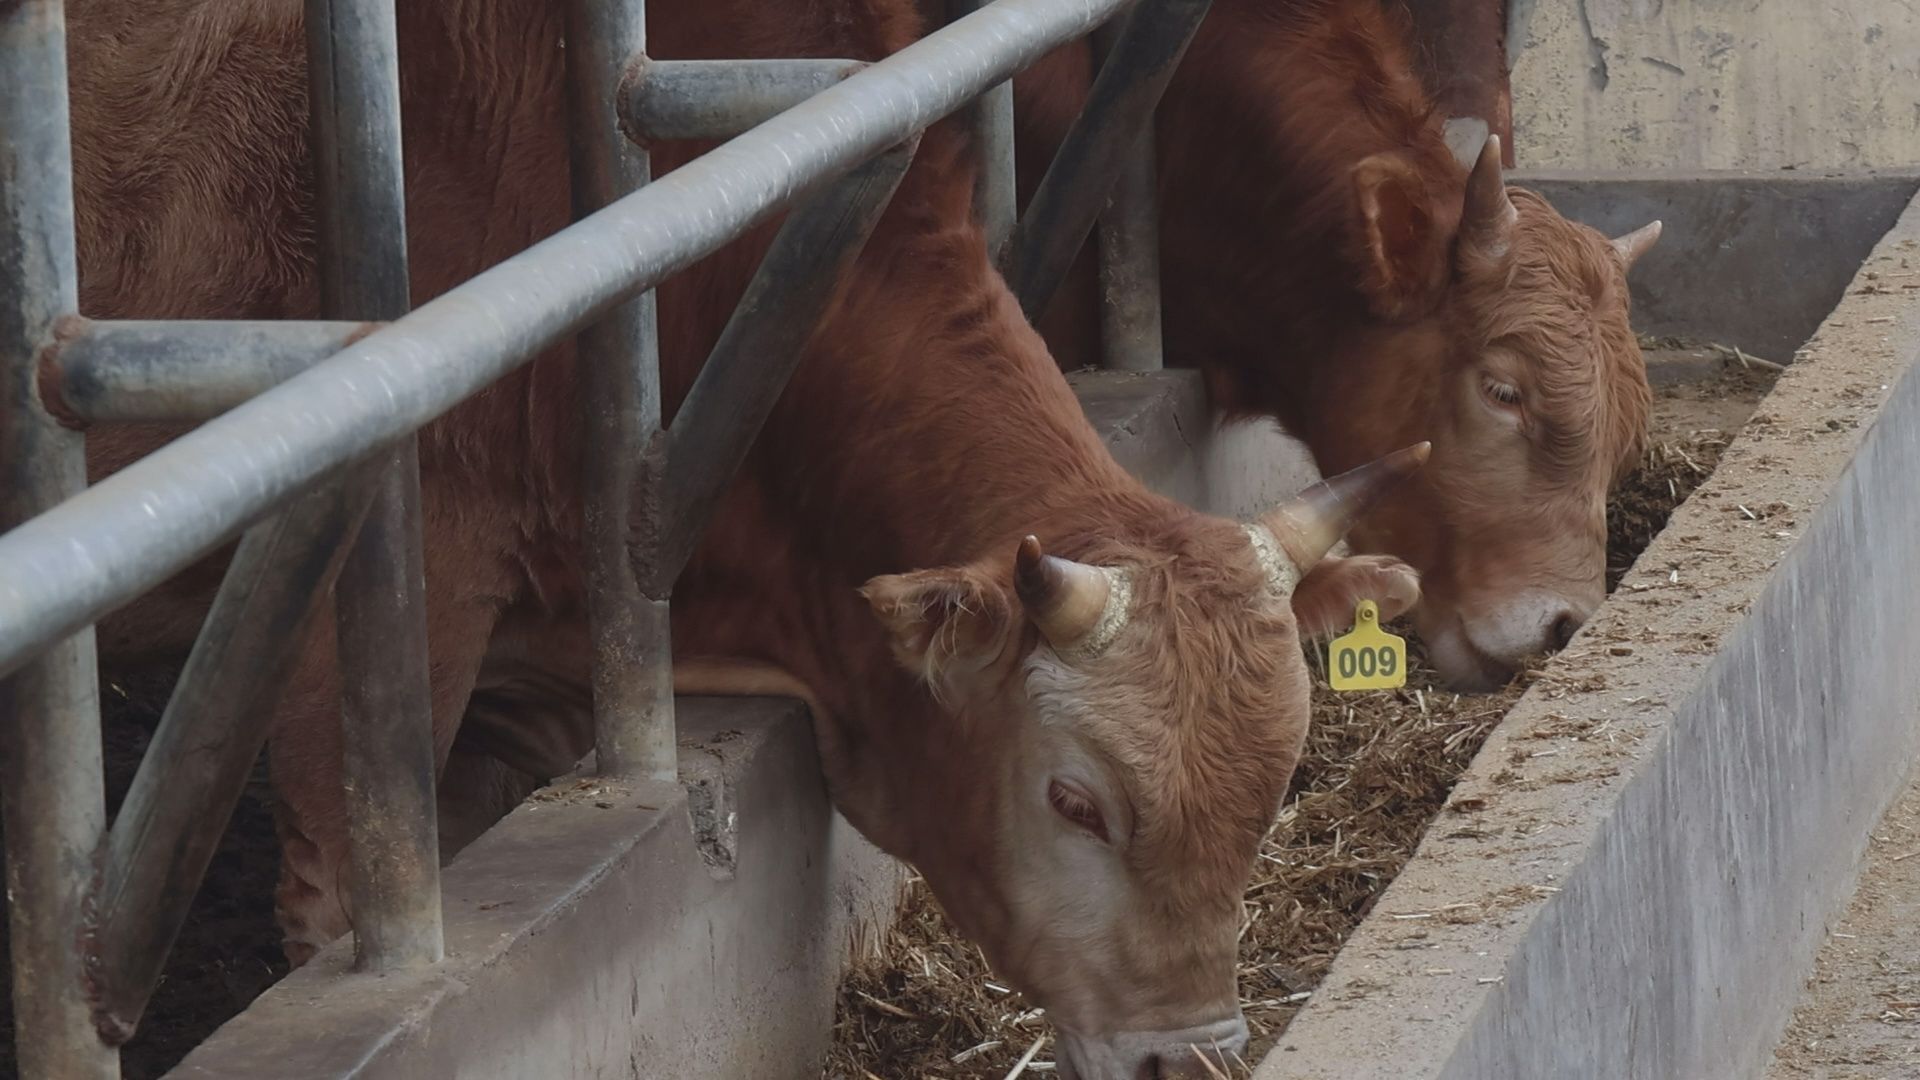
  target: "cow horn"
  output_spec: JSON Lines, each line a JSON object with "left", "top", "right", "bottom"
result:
{"left": 1612, "top": 220, "right": 1662, "bottom": 271}
{"left": 1461, "top": 134, "right": 1517, "bottom": 263}
{"left": 1253, "top": 443, "right": 1432, "bottom": 583}
{"left": 1442, "top": 117, "right": 1490, "bottom": 171}
{"left": 1015, "top": 536, "right": 1127, "bottom": 655}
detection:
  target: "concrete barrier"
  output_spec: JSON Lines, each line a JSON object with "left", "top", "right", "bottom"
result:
{"left": 1258, "top": 186, "right": 1920, "bottom": 1080}
{"left": 172, "top": 700, "right": 899, "bottom": 1079}
{"left": 1512, "top": 169, "right": 1920, "bottom": 361}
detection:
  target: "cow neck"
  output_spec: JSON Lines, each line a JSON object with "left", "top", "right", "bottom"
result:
{"left": 1151, "top": 0, "right": 1464, "bottom": 432}
{"left": 730, "top": 137, "right": 1184, "bottom": 582}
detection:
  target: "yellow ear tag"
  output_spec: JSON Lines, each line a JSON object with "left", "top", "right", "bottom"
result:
{"left": 1328, "top": 600, "right": 1407, "bottom": 691}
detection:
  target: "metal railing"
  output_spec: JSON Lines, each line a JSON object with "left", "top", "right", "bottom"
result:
{"left": 0, "top": 0, "right": 1204, "bottom": 1072}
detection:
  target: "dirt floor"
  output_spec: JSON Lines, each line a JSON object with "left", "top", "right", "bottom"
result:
{"left": 1766, "top": 769, "right": 1920, "bottom": 1080}
{"left": 0, "top": 349, "right": 1775, "bottom": 1080}
{"left": 824, "top": 349, "right": 1780, "bottom": 1079}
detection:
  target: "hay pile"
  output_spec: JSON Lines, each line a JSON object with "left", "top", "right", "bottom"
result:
{"left": 1605, "top": 432, "right": 1729, "bottom": 591}
{"left": 825, "top": 360, "right": 1769, "bottom": 1079}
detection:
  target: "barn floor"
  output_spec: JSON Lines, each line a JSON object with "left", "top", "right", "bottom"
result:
{"left": 824, "top": 348, "right": 1780, "bottom": 1079}
{"left": 1766, "top": 765, "right": 1920, "bottom": 1079}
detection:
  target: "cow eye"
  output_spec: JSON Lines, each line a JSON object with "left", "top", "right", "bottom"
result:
{"left": 1048, "top": 778, "right": 1109, "bottom": 842}
{"left": 1482, "top": 375, "right": 1523, "bottom": 409}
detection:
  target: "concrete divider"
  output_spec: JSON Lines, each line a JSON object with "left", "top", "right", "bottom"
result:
{"left": 1511, "top": 169, "right": 1920, "bottom": 360}
{"left": 1259, "top": 187, "right": 1920, "bottom": 1080}
{"left": 172, "top": 700, "right": 899, "bottom": 1079}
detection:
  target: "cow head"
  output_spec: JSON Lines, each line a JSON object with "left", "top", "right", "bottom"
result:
{"left": 855, "top": 446, "right": 1425, "bottom": 1079}
{"left": 1298, "top": 134, "right": 1657, "bottom": 690}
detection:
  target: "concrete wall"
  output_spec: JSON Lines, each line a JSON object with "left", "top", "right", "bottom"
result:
{"left": 1509, "top": 0, "right": 1920, "bottom": 170}
{"left": 1511, "top": 169, "right": 1920, "bottom": 359}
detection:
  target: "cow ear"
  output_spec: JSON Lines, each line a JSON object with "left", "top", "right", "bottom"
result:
{"left": 1288, "top": 554, "right": 1421, "bottom": 641}
{"left": 861, "top": 564, "right": 1016, "bottom": 693}
{"left": 1350, "top": 153, "right": 1451, "bottom": 321}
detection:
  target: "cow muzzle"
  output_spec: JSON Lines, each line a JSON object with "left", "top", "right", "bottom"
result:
{"left": 1054, "top": 1015, "right": 1249, "bottom": 1079}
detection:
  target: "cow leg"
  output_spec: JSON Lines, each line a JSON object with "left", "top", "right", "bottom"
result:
{"left": 269, "top": 506, "right": 520, "bottom": 967}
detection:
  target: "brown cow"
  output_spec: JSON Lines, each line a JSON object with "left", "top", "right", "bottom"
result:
{"left": 56, "top": 0, "right": 1423, "bottom": 1072}
{"left": 1012, "top": 0, "right": 1662, "bottom": 689}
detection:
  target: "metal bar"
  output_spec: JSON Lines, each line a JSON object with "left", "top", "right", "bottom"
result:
{"left": 567, "top": 0, "right": 675, "bottom": 781}
{"left": 1005, "top": 0, "right": 1211, "bottom": 322}
{"left": 0, "top": 0, "right": 1135, "bottom": 680}
{"left": 649, "top": 138, "right": 919, "bottom": 590}
{"left": 306, "top": 0, "right": 444, "bottom": 971}
{"left": 620, "top": 58, "right": 868, "bottom": 144}
{"left": 88, "top": 477, "right": 378, "bottom": 1039}
{"left": 946, "top": 0, "right": 1017, "bottom": 257}
{"left": 1090, "top": 18, "right": 1163, "bottom": 372}
{"left": 48, "top": 320, "right": 373, "bottom": 423}
{"left": 0, "top": 2, "right": 117, "bottom": 1075}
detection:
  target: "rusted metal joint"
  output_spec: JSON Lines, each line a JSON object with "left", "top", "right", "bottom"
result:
{"left": 615, "top": 53, "right": 655, "bottom": 150}
{"left": 34, "top": 314, "right": 93, "bottom": 431}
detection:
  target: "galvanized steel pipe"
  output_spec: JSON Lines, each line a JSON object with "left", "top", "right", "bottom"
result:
{"left": 48, "top": 320, "right": 375, "bottom": 423}
{"left": 1007, "top": 0, "right": 1211, "bottom": 322}
{"left": 0, "top": 0, "right": 119, "bottom": 1075}
{"left": 0, "top": 0, "right": 1134, "bottom": 681}
{"left": 307, "top": 0, "right": 447, "bottom": 972}
{"left": 1091, "top": 17, "right": 1164, "bottom": 372}
{"left": 620, "top": 58, "right": 869, "bottom": 144}
{"left": 567, "top": 0, "right": 677, "bottom": 780}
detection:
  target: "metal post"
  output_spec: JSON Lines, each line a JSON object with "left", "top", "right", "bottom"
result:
{"left": 1006, "top": 0, "right": 1211, "bottom": 322}
{"left": 88, "top": 476, "right": 379, "bottom": 1039}
{"left": 0, "top": 1, "right": 117, "bottom": 1076}
{"left": 48, "top": 320, "right": 376, "bottom": 423}
{"left": 1091, "top": 19, "right": 1163, "bottom": 372}
{"left": 307, "top": 0, "right": 444, "bottom": 970}
{"left": 619, "top": 59, "right": 868, "bottom": 144}
{"left": 0, "top": 0, "right": 1138, "bottom": 673}
{"left": 948, "top": 0, "right": 1016, "bottom": 258}
{"left": 649, "top": 139, "right": 918, "bottom": 588}
{"left": 566, "top": 0, "right": 676, "bottom": 780}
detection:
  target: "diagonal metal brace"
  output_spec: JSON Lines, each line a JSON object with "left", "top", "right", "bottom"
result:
{"left": 1004, "top": 0, "right": 1212, "bottom": 322}
{"left": 640, "top": 135, "right": 920, "bottom": 596}
{"left": 86, "top": 471, "right": 380, "bottom": 1043}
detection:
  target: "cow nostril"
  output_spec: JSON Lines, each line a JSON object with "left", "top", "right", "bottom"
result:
{"left": 1549, "top": 611, "right": 1583, "bottom": 651}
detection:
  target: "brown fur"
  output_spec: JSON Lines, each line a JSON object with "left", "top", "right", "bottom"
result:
{"left": 1010, "top": 0, "right": 1654, "bottom": 685}
{"left": 60, "top": 0, "right": 1412, "bottom": 1049}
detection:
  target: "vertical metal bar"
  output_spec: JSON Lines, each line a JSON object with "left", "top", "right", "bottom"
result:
{"left": 1091, "top": 20, "right": 1163, "bottom": 372}
{"left": 948, "top": 0, "right": 1016, "bottom": 259}
{"left": 650, "top": 140, "right": 919, "bottom": 587}
{"left": 0, "top": 2, "right": 117, "bottom": 1076}
{"left": 306, "top": 0, "right": 444, "bottom": 970}
{"left": 566, "top": 0, "right": 676, "bottom": 780}
{"left": 88, "top": 476, "right": 379, "bottom": 1040}
{"left": 1006, "top": 0, "right": 1212, "bottom": 322}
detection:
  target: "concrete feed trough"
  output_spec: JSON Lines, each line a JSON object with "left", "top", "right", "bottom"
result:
{"left": 1262, "top": 170, "right": 1920, "bottom": 1079}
